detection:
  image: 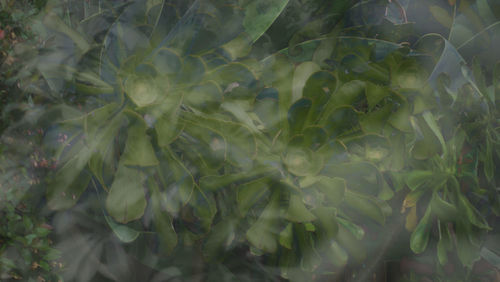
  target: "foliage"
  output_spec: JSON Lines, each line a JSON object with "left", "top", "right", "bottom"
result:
{"left": 1, "top": 0, "right": 500, "bottom": 281}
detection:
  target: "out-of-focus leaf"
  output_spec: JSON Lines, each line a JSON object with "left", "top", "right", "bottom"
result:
{"left": 106, "top": 163, "right": 147, "bottom": 223}
{"left": 312, "top": 207, "right": 338, "bottom": 239}
{"left": 344, "top": 190, "right": 385, "bottom": 225}
{"left": 243, "top": 0, "right": 289, "bottom": 42}
{"left": 311, "top": 176, "right": 346, "bottom": 206}
{"left": 288, "top": 98, "right": 312, "bottom": 135}
{"left": 328, "top": 240, "right": 348, "bottom": 268}
{"left": 236, "top": 178, "right": 270, "bottom": 216}
{"left": 292, "top": 61, "right": 320, "bottom": 103}
{"left": 286, "top": 194, "right": 316, "bottom": 223}
{"left": 430, "top": 192, "right": 457, "bottom": 222}
{"left": 410, "top": 205, "right": 432, "bottom": 254}
{"left": 456, "top": 221, "right": 481, "bottom": 267}
{"left": 120, "top": 120, "right": 159, "bottom": 167}
{"left": 429, "top": 5, "right": 453, "bottom": 28}
{"left": 458, "top": 193, "right": 490, "bottom": 230}
{"left": 104, "top": 215, "right": 140, "bottom": 243}
{"left": 336, "top": 224, "right": 365, "bottom": 262}
{"left": 149, "top": 179, "right": 177, "bottom": 253}
{"left": 246, "top": 192, "right": 280, "bottom": 253}
{"left": 279, "top": 223, "right": 293, "bottom": 249}
{"left": 203, "top": 220, "right": 236, "bottom": 260}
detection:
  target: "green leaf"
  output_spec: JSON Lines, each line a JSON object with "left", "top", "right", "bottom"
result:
{"left": 336, "top": 224, "right": 366, "bottom": 262}
{"left": 161, "top": 150, "right": 195, "bottom": 214}
{"left": 288, "top": 98, "right": 312, "bottom": 135}
{"left": 437, "top": 221, "right": 452, "bottom": 265}
{"left": 337, "top": 217, "right": 365, "bottom": 240}
{"left": 388, "top": 103, "right": 412, "bottom": 133}
{"left": 403, "top": 170, "right": 441, "bottom": 191}
{"left": 121, "top": 121, "right": 159, "bottom": 167}
{"left": 429, "top": 5, "right": 452, "bottom": 28}
{"left": 328, "top": 240, "right": 348, "bottom": 268}
{"left": 286, "top": 194, "right": 316, "bottom": 223}
{"left": 279, "top": 223, "right": 294, "bottom": 249}
{"left": 344, "top": 190, "right": 386, "bottom": 225}
{"left": 124, "top": 75, "right": 166, "bottom": 107}
{"left": 104, "top": 215, "right": 140, "bottom": 243}
{"left": 292, "top": 61, "right": 321, "bottom": 103}
{"left": 284, "top": 147, "right": 323, "bottom": 176}
{"left": 458, "top": 193, "right": 490, "bottom": 230}
{"left": 149, "top": 179, "right": 177, "bottom": 253}
{"left": 106, "top": 164, "right": 147, "bottom": 223}
{"left": 430, "top": 192, "right": 457, "bottom": 222}
{"left": 365, "top": 82, "right": 389, "bottom": 110}
{"left": 237, "top": 179, "right": 270, "bottom": 216}
{"left": 243, "top": 0, "right": 289, "bottom": 42}
{"left": 203, "top": 220, "right": 236, "bottom": 260}
{"left": 312, "top": 207, "right": 338, "bottom": 239}
{"left": 312, "top": 176, "right": 346, "bottom": 206}
{"left": 410, "top": 205, "right": 432, "bottom": 254}
{"left": 456, "top": 221, "right": 481, "bottom": 267}
{"left": 246, "top": 192, "right": 280, "bottom": 253}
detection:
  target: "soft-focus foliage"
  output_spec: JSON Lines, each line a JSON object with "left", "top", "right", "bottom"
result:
{"left": 1, "top": 0, "right": 500, "bottom": 281}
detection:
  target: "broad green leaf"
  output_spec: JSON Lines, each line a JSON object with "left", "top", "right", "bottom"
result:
{"left": 458, "top": 193, "right": 490, "bottom": 230}
{"left": 430, "top": 192, "right": 457, "bottom": 222}
{"left": 288, "top": 98, "right": 312, "bottom": 135}
{"left": 104, "top": 215, "right": 140, "bottom": 243}
{"left": 312, "top": 207, "right": 338, "bottom": 239}
{"left": 328, "top": 240, "right": 348, "bottom": 268}
{"left": 388, "top": 103, "right": 412, "bottom": 133}
{"left": 337, "top": 217, "right": 365, "bottom": 240}
{"left": 429, "top": 5, "right": 453, "bottom": 28}
{"left": 336, "top": 224, "right": 366, "bottom": 262}
{"left": 284, "top": 147, "right": 323, "bottom": 176}
{"left": 106, "top": 164, "right": 147, "bottom": 223}
{"left": 320, "top": 106, "right": 360, "bottom": 139}
{"left": 221, "top": 33, "right": 252, "bottom": 61}
{"left": 124, "top": 75, "right": 166, "bottom": 107}
{"left": 286, "top": 194, "right": 316, "bottom": 223}
{"left": 246, "top": 192, "right": 280, "bottom": 253}
{"left": 410, "top": 205, "right": 432, "bottom": 254}
{"left": 456, "top": 221, "right": 481, "bottom": 267}
{"left": 295, "top": 223, "right": 321, "bottom": 272}
{"left": 344, "top": 190, "right": 386, "bottom": 225}
{"left": 243, "top": 0, "right": 289, "bottom": 42}
{"left": 203, "top": 220, "right": 236, "bottom": 260}
{"left": 121, "top": 121, "right": 159, "bottom": 167}
{"left": 161, "top": 150, "right": 195, "bottom": 214}
{"left": 149, "top": 179, "right": 177, "bottom": 253}
{"left": 151, "top": 48, "right": 182, "bottom": 75}
{"left": 42, "top": 12, "right": 90, "bottom": 52}
{"left": 47, "top": 159, "right": 91, "bottom": 210}
{"left": 437, "top": 221, "right": 452, "bottom": 265}
{"left": 279, "top": 223, "right": 293, "bottom": 249}
{"left": 365, "top": 82, "right": 389, "bottom": 110}
{"left": 360, "top": 104, "right": 392, "bottom": 134}
{"left": 312, "top": 176, "right": 346, "bottom": 206}
{"left": 328, "top": 80, "right": 365, "bottom": 108}
{"left": 189, "top": 185, "right": 217, "bottom": 232}
{"left": 404, "top": 170, "right": 438, "bottom": 191}
{"left": 237, "top": 179, "right": 270, "bottom": 216}
{"left": 292, "top": 61, "right": 320, "bottom": 103}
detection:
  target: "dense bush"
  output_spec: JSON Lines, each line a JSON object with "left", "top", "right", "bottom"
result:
{"left": 1, "top": 0, "right": 499, "bottom": 281}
